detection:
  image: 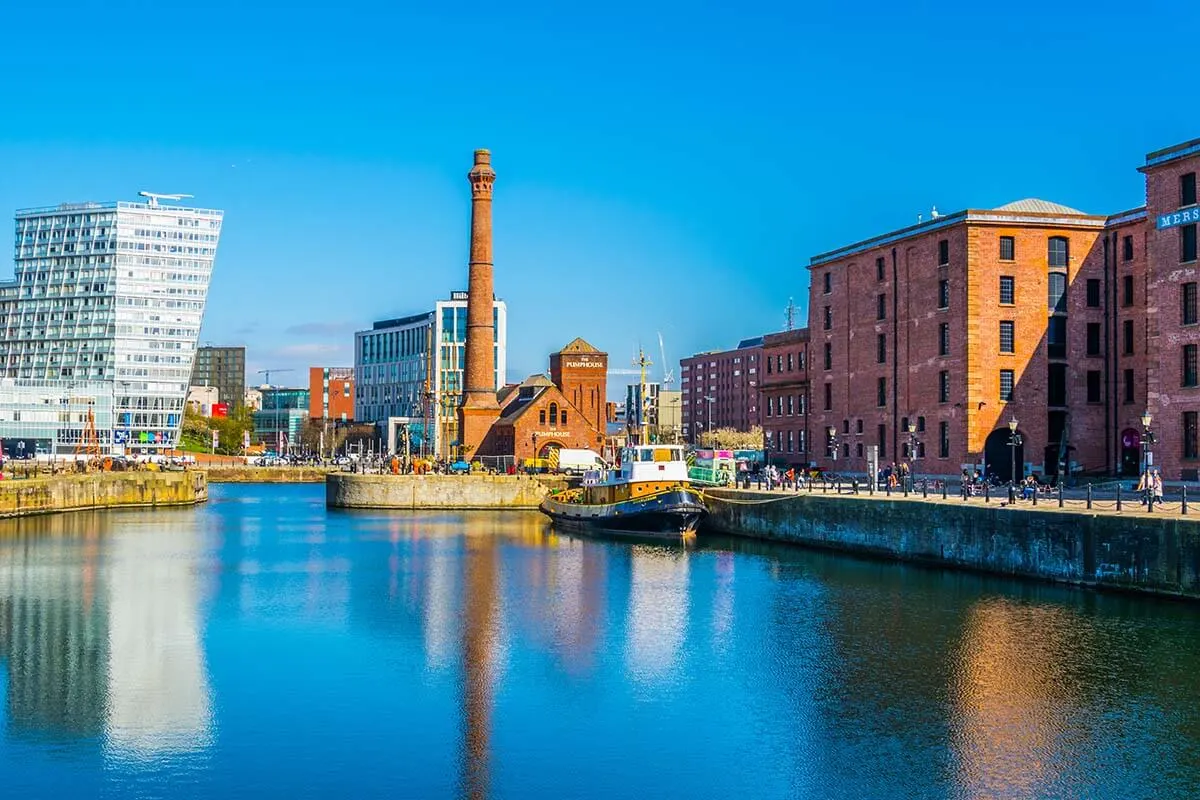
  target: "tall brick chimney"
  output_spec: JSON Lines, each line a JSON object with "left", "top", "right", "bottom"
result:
{"left": 458, "top": 149, "right": 500, "bottom": 457}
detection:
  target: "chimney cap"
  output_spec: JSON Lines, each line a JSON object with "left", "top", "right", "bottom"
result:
{"left": 473, "top": 149, "right": 491, "bottom": 164}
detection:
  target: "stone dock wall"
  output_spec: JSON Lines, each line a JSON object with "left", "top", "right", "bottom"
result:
{"left": 0, "top": 471, "right": 208, "bottom": 518}
{"left": 205, "top": 467, "right": 331, "bottom": 483}
{"left": 326, "top": 473, "right": 565, "bottom": 510}
{"left": 703, "top": 489, "right": 1200, "bottom": 600}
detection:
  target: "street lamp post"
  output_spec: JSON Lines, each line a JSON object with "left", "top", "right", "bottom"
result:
{"left": 1008, "top": 417, "right": 1022, "bottom": 499}
{"left": 1141, "top": 410, "right": 1156, "bottom": 511}
{"left": 827, "top": 425, "right": 839, "bottom": 466}
{"left": 703, "top": 395, "right": 715, "bottom": 447}
{"left": 907, "top": 421, "right": 919, "bottom": 490}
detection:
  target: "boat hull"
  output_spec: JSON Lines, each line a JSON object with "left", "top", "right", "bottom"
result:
{"left": 539, "top": 487, "right": 706, "bottom": 540}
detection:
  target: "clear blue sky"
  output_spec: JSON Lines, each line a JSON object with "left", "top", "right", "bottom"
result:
{"left": 1, "top": 0, "right": 1195, "bottom": 392}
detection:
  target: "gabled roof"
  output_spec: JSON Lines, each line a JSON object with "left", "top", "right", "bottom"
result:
{"left": 994, "top": 198, "right": 1087, "bottom": 215}
{"left": 559, "top": 337, "right": 601, "bottom": 354}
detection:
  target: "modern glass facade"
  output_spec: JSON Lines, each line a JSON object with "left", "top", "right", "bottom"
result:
{"left": 0, "top": 378, "right": 115, "bottom": 457}
{"left": 253, "top": 388, "right": 310, "bottom": 451}
{"left": 354, "top": 292, "right": 506, "bottom": 457}
{"left": 1, "top": 198, "right": 222, "bottom": 453}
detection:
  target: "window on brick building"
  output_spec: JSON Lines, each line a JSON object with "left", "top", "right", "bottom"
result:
{"left": 1183, "top": 224, "right": 1198, "bottom": 263}
{"left": 1123, "top": 319, "right": 1134, "bottom": 355}
{"left": 1124, "top": 368, "right": 1135, "bottom": 404}
{"left": 765, "top": 396, "right": 772, "bottom": 417}
{"left": 1183, "top": 172, "right": 1198, "bottom": 207}
{"left": 1048, "top": 364, "right": 1067, "bottom": 406}
{"left": 938, "top": 370, "right": 949, "bottom": 403}
{"left": 999, "top": 276, "right": 1014, "bottom": 305}
{"left": 878, "top": 424, "right": 887, "bottom": 458}
{"left": 999, "top": 236, "right": 1015, "bottom": 261}
{"left": 824, "top": 342, "right": 832, "bottom": 370}
{"left": 1185, "top": 411, "right": 1199, "bottom": 460}
{"left": 1086, "top": 322, "right": 1101, "bottom": 356}
{"left": 939, "top": 323, "right": 950, "bottom": 356}
{"left": 1048, "top": 272, "right": 1067, "bottom": 313}
{"left": 549, "top": 402, "right": 559, "bottom": 425}
{"left": 938, "top": 279, "right": 949, "bottom": 309}
{"left": 938, "top": 239, "right": 949, "bottom": 266}
{"left": 766, "top": 357, "right": 772, "bottom": 374}
{"left": 939, "top": 422, "right": 950, "bottom": 458}
{"left": 786, "top": 430, "right": 794, "bottom": 453}
{"left": 1086, "top": 279, "right": 1101, "bottom": 308}
{"left": 877, "top": 376, "right": 887, "bottom": 407}
{"left": 1123, "top": 235, "right": 1134, "bottom": 262}
{"left": 1087, "top": 370, "right": 1102, "bottom": 403}
{"left": 877, "top": 333, "right": 887, "bottom": 364}
{"left": 787, "top": 395, "right": 794, "bottom": 415}
{"left": 877, "top": 293, "right": 886, "bottom": 320}
{"left": 999, "top": 321, "right": 1014, "bottom": 354}
{"left": 1123, "top": 275, "right": 1134, "bottom": 307}
{"left": 843, "top": 419, "right": 850, "bottom": 434}
{"left": 1184, "top": 344, "right": 1199, "bottom": 388}
{"left": 1048, "top": 316, "right": 1067, "bottom": 359}
{"left": 787, "top": 353, "right": 793, "bottom": 371}
{"left": 776, "top": 355, "right": 783, "bottom": 373}
{"left": 999, "top": 369, "right": 1014, "bottom": 402}
{"left": 842, "top": 442, "right": 850, "bottom": 459}
{"left": 823, "top": 305, "right": 832, "bottom": 330}
{"left": 856, "top": 442, "right": 864, "bottom": 458}
{"left": 539, "top": 409, "right": 546, "bottom": 424}
{"left": 799, "top": 394, "right": 807, "bottom": 414}
{"left": 917, "top": 415, "right": 925, "bottom": 432}
{"left": 823, "top": 271, "right": 831, "bottom": 294}
{"left": 1048, "top": 236, "right": 1069, "bottom": 269}
{"left": 856, "top": 418, "right": 863, "bottom": 434}
{"left": 799, "top": 429, "right": 807, "bottom": 452}
{"left": 824, "top": 382, "right": 832, "bottom": 410}
{"left": 1184, "top": 283, "right": 1198, "bottom": 325}
{"left": 876, "top": 257, "right": 886, "bottom": 281}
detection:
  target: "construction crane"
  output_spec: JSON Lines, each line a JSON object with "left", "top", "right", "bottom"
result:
{"left": 657, "top": 332, "right": 675, "bottom": 388}
{"left": 138, "top": 191, "right": 194, "bottom": 207}
{"left": 256, "top": 367, "right": 295, "bottom": 387}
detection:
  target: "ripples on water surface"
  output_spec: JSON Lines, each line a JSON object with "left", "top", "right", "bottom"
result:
{"left": 0, "top": 484, "right": 1197, "bottom": 799}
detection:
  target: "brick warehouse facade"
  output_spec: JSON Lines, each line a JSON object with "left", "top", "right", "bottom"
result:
{"left": 680, "top": 337, "right": 762, "bottom": 443}
{"left": 805, "top": 136, "right": 1200, "bottom": 481}
{"left": 760, "top": 328, "right": 810, "bottom": 466}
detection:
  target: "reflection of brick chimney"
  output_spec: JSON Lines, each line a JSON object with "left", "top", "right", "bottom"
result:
{"left": 458, "top": 149, "right": 500, "bottom": 457}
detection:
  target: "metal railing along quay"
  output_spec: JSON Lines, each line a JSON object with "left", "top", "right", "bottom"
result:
{"left": 722, "top": 475, "right": 1199, "bottom": 516}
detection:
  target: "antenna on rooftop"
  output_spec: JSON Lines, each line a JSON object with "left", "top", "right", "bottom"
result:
{"left": 785, "top": 297, "right": 797, "bottom": 331}
{"left": 138, "top": 191, "right": 194, "bottom": 207}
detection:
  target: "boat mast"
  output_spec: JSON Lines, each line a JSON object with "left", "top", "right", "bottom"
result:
{"left": 635, "top": 347, "right": 652, "bottom": 446}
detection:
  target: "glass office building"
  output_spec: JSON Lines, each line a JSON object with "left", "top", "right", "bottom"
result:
{"left": 354, "top": 291, "right": 506, "bottom": 458}
{"left": 0, "top": 197, "right": 222, "bottom": 453}
{"left": 253, "top": 388, "right": 310, "bottom": 452}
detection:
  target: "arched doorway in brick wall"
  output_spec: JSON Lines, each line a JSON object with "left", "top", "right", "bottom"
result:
{"left": 538, "top": 441, "right": 564, "bottom": 460}
{"left": 984, "top": 428, "right": 1024, "bottom": 484}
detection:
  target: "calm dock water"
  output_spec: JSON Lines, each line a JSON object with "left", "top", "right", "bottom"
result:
{"left": 0, "top": 483, "right": 1197, "bottom": 799}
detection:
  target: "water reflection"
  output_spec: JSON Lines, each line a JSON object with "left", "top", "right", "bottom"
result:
{"left": 0, "top": 487, "right": 1197, "bottom": 800}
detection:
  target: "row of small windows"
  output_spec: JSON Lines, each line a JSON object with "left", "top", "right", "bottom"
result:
{"left": 764, "top": 352, "right": 804, "bottom": 373}
{"left": 764, "top": 394, "right": 806, "bottom": 417}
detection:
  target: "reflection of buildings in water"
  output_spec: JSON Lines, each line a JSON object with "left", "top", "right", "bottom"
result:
{"left": 0, "top": 526, "right": 109, "bottom": 740}
{"left": 459, "top": 534, "right": 500, "bottom": 800}
{"left": 949, "top": 599, "right": 1080, "bottom": 799}
{"left": 422, "top": 538, "right": 459, "bottom": 671}
{"left": 625, "top": 546, "right": 690, "bottom": 683}
{"left": 105, "top": 527, "right": 214, "bottom": 760}
{"left": 710, "top": 553, "right": 735, "bottom": 652}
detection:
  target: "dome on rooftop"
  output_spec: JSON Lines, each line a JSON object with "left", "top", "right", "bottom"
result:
{"left": 994, "top": 198, "right": 1087, "bottom": 215}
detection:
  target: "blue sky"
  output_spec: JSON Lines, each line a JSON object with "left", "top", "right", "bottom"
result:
{"left": 1, "top": 0, "right": 1196, "bottom": 390}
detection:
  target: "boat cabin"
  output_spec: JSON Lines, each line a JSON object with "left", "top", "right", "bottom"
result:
{"left": 612, "top": 445, "right": 689, "bottom": 484}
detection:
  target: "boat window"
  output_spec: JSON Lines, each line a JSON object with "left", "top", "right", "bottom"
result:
{"left": 653, "top": 448, "right": 674, "bottom": 462}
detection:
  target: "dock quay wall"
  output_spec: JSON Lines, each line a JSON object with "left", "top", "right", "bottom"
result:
{"left": 205, "top": 467, "right": 331, "bottom": 483}
{"left": 703, "top": 490, "right": 1200, "bottom": 600}
{"left": 326, "top": 473, "right": 566, "bottom": 510}
{"left": 0, "top": 471, "right": 207, "bottom": 519}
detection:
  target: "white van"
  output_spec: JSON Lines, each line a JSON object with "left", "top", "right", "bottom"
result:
{"left": 555, "top": 448, "right": 607, "bottom": 476}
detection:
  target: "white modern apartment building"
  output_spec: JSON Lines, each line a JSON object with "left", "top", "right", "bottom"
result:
{"left": 355, "top": 291, "right": 506, "bottom": 458}
{"left": 0, "top": 196, "right": 222, "bottom": 455}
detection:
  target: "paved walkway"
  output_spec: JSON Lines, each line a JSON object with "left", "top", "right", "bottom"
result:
{"left": 709, "top": 481, "right": 1198, "bottom": 520}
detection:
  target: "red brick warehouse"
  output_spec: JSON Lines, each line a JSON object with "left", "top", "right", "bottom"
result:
{"left": 804, "top": 135, "right": 1200, "bottom": 482}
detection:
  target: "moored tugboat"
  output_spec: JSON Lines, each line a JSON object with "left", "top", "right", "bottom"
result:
{"left": 538, "top": 444, "right": 707, "bottom": 540}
